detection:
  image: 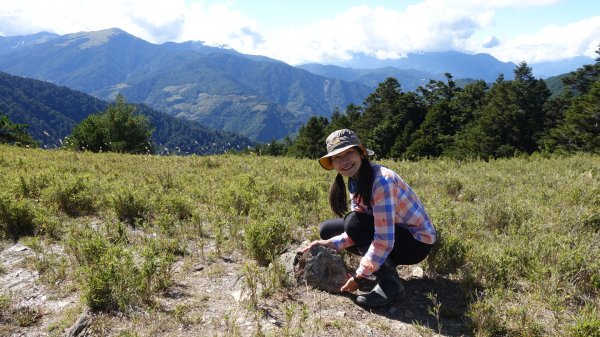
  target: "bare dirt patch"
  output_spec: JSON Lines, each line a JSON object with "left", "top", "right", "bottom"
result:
{"left": 1, "top": 241, "right": 470, "bottom": 336}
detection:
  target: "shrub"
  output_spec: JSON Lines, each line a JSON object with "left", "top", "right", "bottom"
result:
{"left": 45, "top": 176, "right": 96, "bottom": 216}
{"left": 162, "top": 195, "right": 193, "bottom": 221}
{"left": 69, "top": 228, "right": 174, "bottom": 312}
{"left": 426, "top": 230, "right": 468, "bottom": 275}
{"left": 0, "top": 194, "right": 36, "bottom": 240}
{"left": 570, "top": 315, "right": 600, "bottom": 337}
{"left": 244, "top": 217, "right": 292, "bottom": 265}
{"left": 443, "top": 177, "right": 463, "bottom": 198}
{"left": 111, "top": 188, "right": 150, "bottom": 226}
{"left": 18, "top": 173, "right": 51, "bottom": 199}
{"left": 481, "top": 201, "right": 529, "bottom": 232}
{"left": 468, "top": 290, "right": 548, "bottom": 337}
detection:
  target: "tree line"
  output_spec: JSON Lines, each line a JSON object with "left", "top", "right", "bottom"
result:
{"left": 257, "top": 50, "right": 600, "bottom": 160}
{"left": 2, "top": 49, "right": 599, "bottom": 158}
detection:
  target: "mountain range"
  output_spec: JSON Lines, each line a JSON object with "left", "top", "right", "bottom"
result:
{"left": 0, "top": 71, "right": 255, "bottom": 154}
{"left": 0, "top": 28, "right": 591, "bottom": 142}
{"left": 0, "top": 29, "right": 372, "bottom": 142}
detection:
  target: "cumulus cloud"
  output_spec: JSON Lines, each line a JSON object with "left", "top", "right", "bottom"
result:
{"left": 486, "top": 16, "right": 600, "bottom": 62}
{"left": 0, "top": 0, "right": 598, "bottom": 65}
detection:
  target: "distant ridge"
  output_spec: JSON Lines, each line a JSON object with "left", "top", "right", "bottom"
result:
{"left": 0, "top": 29, "right": 372, "bottom": 142}
{"left": 0, "top": 29, "right": 590, "bottom": 142}
{"left": 0, "top": 71, "right": 255, "bottom": 154}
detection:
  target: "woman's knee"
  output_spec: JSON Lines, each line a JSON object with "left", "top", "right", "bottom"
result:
{"left": 319, "top": 218, "right": 344, "bottom": 239}
{"left": 343, "top": 211, "right": 374, "bottom": 247}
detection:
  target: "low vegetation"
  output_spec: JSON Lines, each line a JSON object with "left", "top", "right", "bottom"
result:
{"left": 0, "top": 144, "right": 598, "bottom": 336}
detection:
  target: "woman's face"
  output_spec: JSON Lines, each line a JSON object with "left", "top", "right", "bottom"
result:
{"left": 331, "top": 147, "right": 363, "bottom": 178}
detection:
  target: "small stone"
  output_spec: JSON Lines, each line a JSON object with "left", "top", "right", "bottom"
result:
{"left": 404, "top": 310, "right": 414, "bottom": 319}
{"left": 230, "top": 290, "right": 246, "bottom": 302}
{"left": 411, "top": 266, "right": 424, "bottom": 278}
{"left": 335, "top": 311, "right": 346, "bottom": 317}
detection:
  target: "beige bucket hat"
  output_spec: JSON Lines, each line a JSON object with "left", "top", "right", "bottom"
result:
{"left": 318, "top": 129, "right": 374, "bottom": 170}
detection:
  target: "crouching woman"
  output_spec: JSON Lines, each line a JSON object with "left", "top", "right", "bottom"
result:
{"left": 302, "top": 129, "right": 437, "bottom": 308}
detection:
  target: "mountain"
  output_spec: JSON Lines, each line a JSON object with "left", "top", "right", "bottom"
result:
{"left": 0, "top": 28, "right": 373, "bottom": 142}
{"left": 297, "top": 64, "right": 445, "bottom": 92}
{"left": 0, "top": 71, "right": 255, "bottom": 154}
{"left": 0, "top": 31, "right": 59, "bottom": 52}
{"left": 326, "top": 51, "right": 518, "bottom": 82}
{"left": 530, "top": 56, "right": 595, "bottom": 78}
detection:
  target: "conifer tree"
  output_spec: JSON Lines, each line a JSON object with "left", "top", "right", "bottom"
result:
{"left": 289, "top": 116, "right": 328, "bottom": 159}
{"left": 542, "top": 80, "right": 600, "bottom": 153}
{"left": 0, "top": 113, "right": 38, "bottom": 147}
{"left": 66, "top": 95, "right": 154, "bottom": 154}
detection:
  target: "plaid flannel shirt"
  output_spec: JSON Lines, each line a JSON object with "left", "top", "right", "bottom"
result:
{"left": 330, "top": 164, "right": 436, "bottom": 278}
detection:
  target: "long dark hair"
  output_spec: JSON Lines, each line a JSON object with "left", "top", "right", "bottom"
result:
{"left": 329, "top": 153, "right": 374, "bottom": 217}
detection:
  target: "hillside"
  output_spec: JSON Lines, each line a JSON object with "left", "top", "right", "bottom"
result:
{"left": 0, "top": 29, "right": 373, "bottom": 142}
{"left": 0, "top": 145, "right": 598, "bottom": 336}
{"left": 297, "top": 64, "right": 445, "bottom": 92}
{"left": 0, "top": 71, "right": 255, "bottom": 154}
{"left": 326, "top": 51, "right": 518, "bottom": 82}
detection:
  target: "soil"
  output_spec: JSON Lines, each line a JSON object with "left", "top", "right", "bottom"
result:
{"left": 0, "top": 240, "right": 471, "bottom": 337}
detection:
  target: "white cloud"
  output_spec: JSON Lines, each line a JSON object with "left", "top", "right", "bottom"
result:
{"left": 485, "top": 16, "right": 600, "bottom": 63}
{"left": 1, "top": 0, "right": 598, "bottom": 65}
{"left": 245, "top": 2, "right": 499, "bottom": 64}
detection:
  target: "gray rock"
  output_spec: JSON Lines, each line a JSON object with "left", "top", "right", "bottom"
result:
{"left": 294, "top": 245, "right": 350, "bottom": 293}
{"left": 66, "top": 309, "right": 91, "bottom": 337}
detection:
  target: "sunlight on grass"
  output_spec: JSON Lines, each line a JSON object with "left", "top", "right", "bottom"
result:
{"left": 0, "top": 145, "right": 598, "bottom": 336}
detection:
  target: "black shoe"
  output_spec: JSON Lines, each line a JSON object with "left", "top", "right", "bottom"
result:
{"left": 356, "top": 258, "right": 404, "bottom": 308}
{"left": 354, "top": 276, "right": 377, "bottom": 292}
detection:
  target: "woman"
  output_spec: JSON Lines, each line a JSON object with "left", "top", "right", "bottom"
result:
{"left": 302, "top": 129, "right": 436, "bottom": 308}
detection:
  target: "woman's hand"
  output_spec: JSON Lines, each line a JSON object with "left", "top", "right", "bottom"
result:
{"left": 300, "top": 239, "right": 334, "bottom": 253}
{"left": 340, "top": 275, "right": 359, "bottom": 293}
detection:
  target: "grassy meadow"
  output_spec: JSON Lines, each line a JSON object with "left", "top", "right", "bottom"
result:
{"left": 0, "top": 144, "right": 598, "bottom": 336}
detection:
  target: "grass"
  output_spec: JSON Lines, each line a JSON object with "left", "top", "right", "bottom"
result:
{"left": 0, "top": 144, "right": 599, "bottom": 336}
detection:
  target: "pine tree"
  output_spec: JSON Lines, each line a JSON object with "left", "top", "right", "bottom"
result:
{"left": 406, "top": 73, "right": 462, "bottom": 158}
{"left": 542, "top": 80, "right": 600, "bottom": 153}
{"left": 0, "top": 113, "right": 38, "bottom": 147}
{"left": 289, "top": 116, "right": 328, "bottom": 159}
{"left": 66, "top": 95, "right": 154, "bottom": 154}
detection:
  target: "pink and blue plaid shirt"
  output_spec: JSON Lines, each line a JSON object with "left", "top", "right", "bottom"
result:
{"left": 330, "top": 164, "right": 436, "bottom": 278}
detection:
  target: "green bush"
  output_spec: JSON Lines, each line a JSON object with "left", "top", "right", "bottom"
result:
{"left": 0, "top": 194, "right": 36, "bottom": 240}
{"left": 443, "top": 177, "right": 463, "bottom": 198}
{"left": 244, "top": 217, "right": 292, "bottom": 265}
{"left": 162, "top": 194, "right": 193, "bottom": 221}
{"left": 481, "top": 201, "right": 529, "bottom": 232}
{"left": 570, "top": 318, "right": 600, "bottom": 337}
{"left": 69, "top": 228, "right": 174, "bottom": 312}
{"left": 111, "top": 188, "right": 150, "bottom": 226}
{"left": 426, "top": 230, "right": 468, "bottom": 275}
{"left": 18, "top": 173, "right": 51, "bottom": 198}
{"left": 45, "top": 176, "right": 96, "bottom": 216}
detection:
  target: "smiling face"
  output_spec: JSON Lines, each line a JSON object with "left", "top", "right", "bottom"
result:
{"left": 331, "top": 147, "right": 363, "bottom": 178}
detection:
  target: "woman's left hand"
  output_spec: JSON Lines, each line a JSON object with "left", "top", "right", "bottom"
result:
{"left": 340, "top": 276, "right": 359, "bottom": 293}
{"left": 300, "top": 239, "right": 333, "bottom": 253}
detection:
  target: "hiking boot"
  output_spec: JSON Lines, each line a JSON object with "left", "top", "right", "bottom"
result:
{"left": 356, "top": 257, "right": 404, "bottom": 308}
{"left": 353, "top": 276, "right": 377, "bottom": 292}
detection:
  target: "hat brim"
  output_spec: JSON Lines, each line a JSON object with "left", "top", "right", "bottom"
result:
{"left": 318, "top": 145, "right": 374, "bottom": 170}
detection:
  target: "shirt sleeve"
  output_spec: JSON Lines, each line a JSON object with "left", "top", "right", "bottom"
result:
{"left": 330, "top": 232, "right": 355, "bottom": 251}
{"left": 355, "top": 174, "right": 397, "bottom": 278}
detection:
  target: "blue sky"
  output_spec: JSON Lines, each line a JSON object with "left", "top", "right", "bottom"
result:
{"left": 1, "top": 0, "right": 599, "bottom": 65}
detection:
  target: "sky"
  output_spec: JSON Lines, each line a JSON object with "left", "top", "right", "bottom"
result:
{"left": 1, "top": 0, "right": 599, "bottom": 65}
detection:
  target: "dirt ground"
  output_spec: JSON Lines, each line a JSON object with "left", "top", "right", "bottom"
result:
{"left": 0, "top": 240, "right": 471, "bottom": 337}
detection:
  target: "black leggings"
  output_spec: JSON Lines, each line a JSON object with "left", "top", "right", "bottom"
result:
{"left": 319, "top": 211, "right": 432, "bottom": 266}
